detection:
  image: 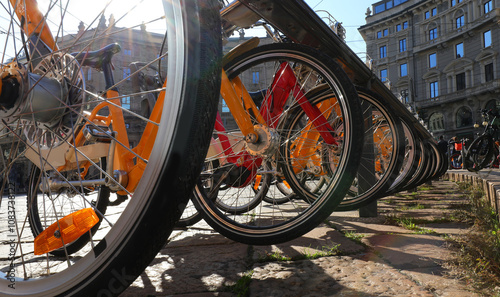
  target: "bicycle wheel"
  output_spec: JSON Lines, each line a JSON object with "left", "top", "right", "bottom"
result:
{"left": 192, "top": 43, "right": 363, "bottom": 245}
{"left": 387, "top": 120, "right": 421, "bottom": 194}
{"left": 0, "top": 0, "right": 221, "bottom": 296}
{"left": 464, "top": 134, "right": 495, "bottom": 170}
{"left": 175, "top": 194, "right": 203, "bottom": 228}
{"left": 334, "top": 87, "right": 405, "bottom": 211}
{"left": 449, "top": 152, "right": 462, "bottom": 169}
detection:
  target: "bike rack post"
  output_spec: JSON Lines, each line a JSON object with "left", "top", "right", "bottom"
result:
{"left": 358, "top": 100, "right": 377, "bottom": 217}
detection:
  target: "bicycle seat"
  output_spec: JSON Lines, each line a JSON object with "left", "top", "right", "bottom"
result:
{"left": 72, "top": 43, "right": 121, "bottom": 71}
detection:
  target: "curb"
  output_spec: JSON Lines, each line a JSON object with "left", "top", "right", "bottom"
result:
{"left": 444, "top": 170, "right": 500, "bottom": 219}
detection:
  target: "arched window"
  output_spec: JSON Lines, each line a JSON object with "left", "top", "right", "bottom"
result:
{"left": 485, "top": 99, "right": 500, "bottom": 115}
{"left": 456, "top": 106, "right": 473, "bottom": 128}
{"left": 428, "top": 112, "right": 445, "bottom": 132}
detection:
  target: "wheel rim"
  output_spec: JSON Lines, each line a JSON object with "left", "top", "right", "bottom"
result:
{"left": 196, "top": 45, "right": 360, "bottom": 239}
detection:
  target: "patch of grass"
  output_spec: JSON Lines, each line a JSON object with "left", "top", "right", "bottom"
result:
{"left": 296, "top": 245, "right": 341, "bottom": 260}
{"left": 258, "top": 250, "right": 291, "bottom": 262}
{"left": 344, "top": 231, "right": 365, "bottom": 244}
{"left": 224, "top": 270, "right": 253, "bottom": 297}
{"left": 409, "top": 203, "right": 426, "bottom": 210}
{"left": 383, "top": 198, "right": 395, "bottom": 204}
{"left": 396, "top": 203, "right": 425, "bottom": 211}
{"left": 417, "top": 186, "right": 433, "bottom": 191}
{"left": 398, "top": 217, "right": 436, "bottom": 234}
{"left": 385, "top": 216, "right": 436, "bottom": 234}
{"left": 445, "top": 183, "right": 500, "bottom": 295}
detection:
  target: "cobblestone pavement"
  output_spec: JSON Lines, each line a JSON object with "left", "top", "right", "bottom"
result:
{"left": 121, "top": 179, "right": 479, "bottom": 297}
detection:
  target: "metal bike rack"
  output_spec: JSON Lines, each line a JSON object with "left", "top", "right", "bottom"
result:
{"left": 236, "top": 0, "right": 433, "bottom": 140}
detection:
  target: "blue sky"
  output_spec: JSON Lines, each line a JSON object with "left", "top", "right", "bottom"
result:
{"left": 304, "top": 0, "right": 376, "bottom": 56}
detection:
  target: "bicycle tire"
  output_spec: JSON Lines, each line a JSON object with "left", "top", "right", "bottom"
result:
{"left": 449, "top": 152, "right": 462, "bottom": 169}
{"left": 464, "top": 134, "right": 495, "bottom": 170}
{"left": 387, "top": 120, "right": 422, "bottom": 194}
{"left": 398, "top": 140, "right": 430, "bottom": 192}
{"left": 176, "top": 193, "right": 204, "bottom": 228}
{"left": 0, "top": 0, "right": 221, "bottom": 296}
{"left": 334, "top": 87, "right": 405, "bottom": 211}
{"left": 192, "top": 43, "right": 363, "bottom": 245}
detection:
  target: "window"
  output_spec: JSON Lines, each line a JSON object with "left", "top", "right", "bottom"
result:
{"left": 485, "top": 99, "right": 500, "bottom": 115}
{"left": 485, "top": 63, "right": 494, "bottom": 82}
{"left": 403, "top": 21, "right": 408, "bottom": 29}
{"left": 400, "top": 63, "right": 408, "bottom": 77}
{"left": 426, "top": 8, "right": 437, "bottom": 19}
{"left": 429, "top": 53, "right": 437, "bottom": 68}
{"left": 451, "top": 0, "right": 455, "bottom": 6}
{"left": 484, "top": 30, "right": 492, "bottom": 47}
{"left": 379, "top": 45, "right": 387, "bottom": 58}
{"left": 87, "top": 68, "right": 92, "bottom": 81}
{"left": 429, "top": 113, "right": 445, "bottom": 132}
{"left": 252, "top": 71, "right": 260, "bottom": 84}
{"left": 121, "top": 96, "right": 131, "bottom": 110}
{"left": 456, "top": 73, "right": 466, "bottom": 90}
{"left": 383, "top": 28, "right": 389, "bottom": 36}
{"left": 429, "top": 28, "right": 437, "bottom": 40}
{"left": 123, "top": 49, "right": 132, "bottom": 55}
{"left": 377, "top": 31, "right": 382, "bottom": 39}
{"left": 374, "top": 0, "right": 409, "bottom": 14}
{"left": 430, "top": 81, "right": 439, "bottom": 98}
{"left": 221, "top": 99, "right": 230, "bottom": 112}
{"left": 123, "top": 67, "right": 131, "bottom": 80}
{"left": 456, "top": 106, "right": 473, "bottom": 128}
{"left": 455, "top": 42, "right": 464, "bottom": 58}
{"left": 485, "top": 1, "right": 492, "bottom": 13}
{"left": 456, "top": 15, "right": 464, "bottom": 28}
{"left": 396, "top": 24, "right": 402, "bottom": 32}
{"left": 380, "top": 69, "right": 388, "bottom": 82}
{"left": 375, "top": 3, "right": 386, "bottom": 13}
{"left": 399, "top": 39, "right": 407, "bottom": 52}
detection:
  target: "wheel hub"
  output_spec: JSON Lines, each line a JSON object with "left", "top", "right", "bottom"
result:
{"left": 246, "top": 124, "right": 280, "bottom": 157}
{"left": 0, "top": 54, "right": 86, "bottom": 149}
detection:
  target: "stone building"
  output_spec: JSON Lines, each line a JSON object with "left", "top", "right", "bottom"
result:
{"left": 359, "top": 0, "right": 500, "bottom": 141}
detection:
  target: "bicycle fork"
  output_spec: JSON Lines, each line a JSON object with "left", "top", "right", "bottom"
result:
{"left": 211, "top": 62, "right": 340, "bottom": 188}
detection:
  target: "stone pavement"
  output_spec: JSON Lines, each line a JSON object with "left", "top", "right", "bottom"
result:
{"left": 121, "top": 178, "right": 480, "bottom": 297}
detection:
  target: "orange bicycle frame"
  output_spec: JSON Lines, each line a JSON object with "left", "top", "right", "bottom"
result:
{"left": 13, "top": 0, "right": 163, "bottom": 195}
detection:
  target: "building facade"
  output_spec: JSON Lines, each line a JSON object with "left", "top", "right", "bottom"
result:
{"left": 359, "top": 0, "right": 500, "bottom": 141}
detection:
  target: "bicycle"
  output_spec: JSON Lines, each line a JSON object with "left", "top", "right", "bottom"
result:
{"left": 463, "top": 109, "right": 500, "bottom": 172}
{"left": 448, "top": 138, "right": 465, "bottom": 169}
{"left": 0, "top": 0, "right": 221, "bottom": 296}
{"left": 191, "top": 38, "right": 365, "bottom": 245}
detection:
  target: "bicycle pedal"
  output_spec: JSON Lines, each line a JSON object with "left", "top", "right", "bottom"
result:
{"left": 83, "top": 125, "right": 113, "bottom": 142}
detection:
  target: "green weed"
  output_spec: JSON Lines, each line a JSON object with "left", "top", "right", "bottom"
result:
{"left": 224, "top": 270, "right": 253, "bottom": 297}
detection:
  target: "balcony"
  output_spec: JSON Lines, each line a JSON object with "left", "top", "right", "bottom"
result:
{"left": 417, "top": 79, "right": 500, "bottom": 108}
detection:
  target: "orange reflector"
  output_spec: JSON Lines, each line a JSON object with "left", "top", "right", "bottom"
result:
{"left": 282, "top": 180, "right": 291, "bottom": 189}
{"left": 34, "top": 208, "right": 99, "bottom": 255}
{"left": 254, "top": 175, "right": 262, "bottom": 190}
